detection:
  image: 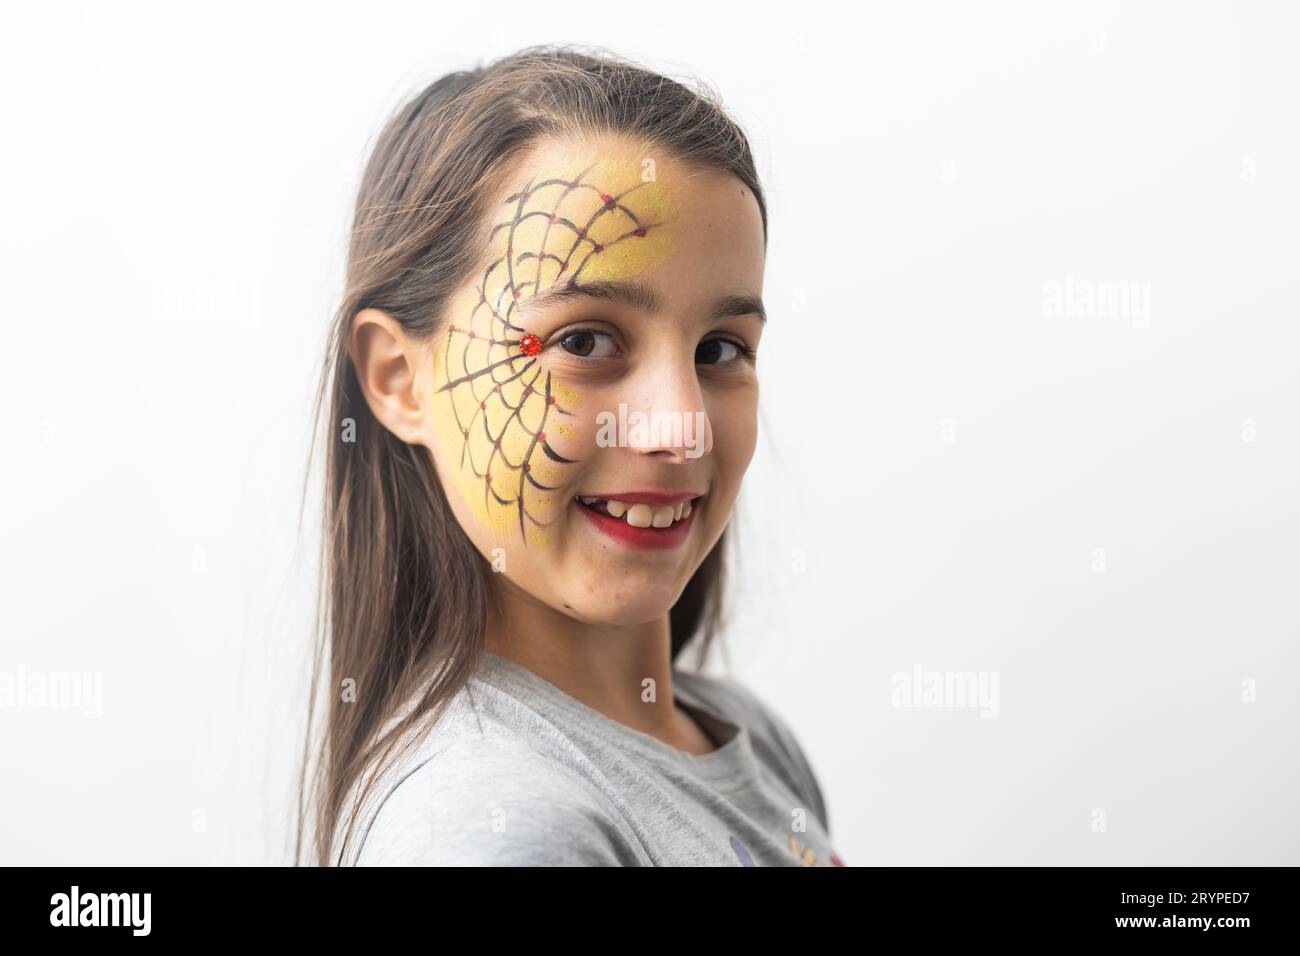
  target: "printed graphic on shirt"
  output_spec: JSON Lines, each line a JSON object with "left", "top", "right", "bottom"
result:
{"left": 730, "top": 835, "right": 755, "bottom": 866}
{"left": 787, "top": 835, "right": 847, "bottom": 867}
{"left": 730, "top": 834, "right": 847, "bottom": 866}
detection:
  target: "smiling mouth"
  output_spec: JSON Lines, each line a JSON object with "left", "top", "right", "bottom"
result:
{"left": 574, "top": 496, "right": 699, "bottom": 529}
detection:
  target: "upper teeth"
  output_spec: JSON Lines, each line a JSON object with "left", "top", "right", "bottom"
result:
{"left": 577, "top": 496, "right": 693, "bottom": 527}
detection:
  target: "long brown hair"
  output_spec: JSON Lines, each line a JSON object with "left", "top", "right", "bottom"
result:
{"left": 295, "top": 44, "right": 768, "bottom": 867}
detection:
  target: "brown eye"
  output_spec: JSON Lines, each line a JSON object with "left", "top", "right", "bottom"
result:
{"left": 559, "top": 330, "right": 617, "bottom": 358}
{"left": 696, "top": 338, "right": 743, "bottom": 365}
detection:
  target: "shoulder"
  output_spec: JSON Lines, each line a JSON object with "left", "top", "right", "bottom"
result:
{"left": 346, "top": 680, "right": 645, "bottom": 866}
{"left": 674, "top": 667, "right": 831, "bottom": 834}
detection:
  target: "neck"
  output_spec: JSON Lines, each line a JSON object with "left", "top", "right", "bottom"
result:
{"left": 483, "top": 576, "right": 683, "bottom": 741}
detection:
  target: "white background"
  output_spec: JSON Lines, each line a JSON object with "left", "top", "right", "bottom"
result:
{"left": 1, "top": 1, "right": 1296, "bottom": 865}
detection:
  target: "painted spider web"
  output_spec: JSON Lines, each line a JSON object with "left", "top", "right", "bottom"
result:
{"left": 437, "top": 162, "right": 666, "bottom": 544}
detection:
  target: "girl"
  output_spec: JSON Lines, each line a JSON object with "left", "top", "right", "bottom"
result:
{"left": 297, "top": 45, "right": 844, "bottom": 867}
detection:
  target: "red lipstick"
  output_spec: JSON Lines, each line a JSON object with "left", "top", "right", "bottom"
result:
{"left": 574, "top": 493, "right": 702, "bottom": 550}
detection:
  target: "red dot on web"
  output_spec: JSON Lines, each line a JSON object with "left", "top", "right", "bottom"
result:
{"left": 519, "top": 333, "right": 542, "bottom": 356}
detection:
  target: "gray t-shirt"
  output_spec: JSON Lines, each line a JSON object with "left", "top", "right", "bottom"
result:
{"left": 333, "top": 649, "right": 844, "bottom": 867}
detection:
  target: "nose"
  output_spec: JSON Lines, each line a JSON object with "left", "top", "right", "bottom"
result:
{"left": 620, "top": 349, "right": 714, "bottom": 463}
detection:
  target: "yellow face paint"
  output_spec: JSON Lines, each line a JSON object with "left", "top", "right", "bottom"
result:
{"left": 430, "top": 152, "right": 678, "bottom": 547}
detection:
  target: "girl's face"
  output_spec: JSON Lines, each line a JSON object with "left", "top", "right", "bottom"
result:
{"left": 415, "top": 134, "right": 766, "bottom": 626}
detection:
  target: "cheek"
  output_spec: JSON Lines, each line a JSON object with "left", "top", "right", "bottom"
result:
{"left": 428, "top": 321, "right": 590, "bottom": 549}
{"left": 709, "top": 389, "right": 759, "bottom": 470}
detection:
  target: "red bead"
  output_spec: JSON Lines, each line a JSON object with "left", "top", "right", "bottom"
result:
{"left": 519, "top": 333, "right": 542, "bottom": 356}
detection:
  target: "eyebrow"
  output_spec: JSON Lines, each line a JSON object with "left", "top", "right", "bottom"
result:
{"left": 520, "top": 277, "right": 766, "bottom": 325}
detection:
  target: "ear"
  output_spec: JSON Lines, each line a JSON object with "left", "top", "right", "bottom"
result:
{"left": 349, "top": 308, "right": 427, "bottom": 444}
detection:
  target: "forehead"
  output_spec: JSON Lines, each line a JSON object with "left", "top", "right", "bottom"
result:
{"left": 480, "top": 135, "right": 765, "bottom": 302}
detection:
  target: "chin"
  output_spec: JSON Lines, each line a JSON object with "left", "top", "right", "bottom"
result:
{"left": 562, "top": 589, "right": 684, "bottom": 628}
